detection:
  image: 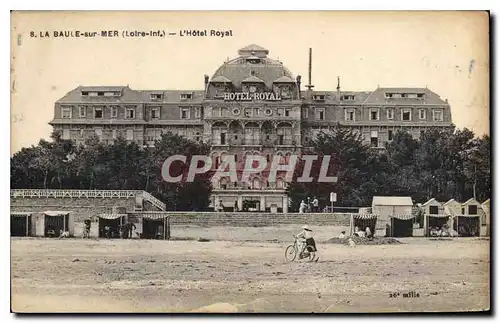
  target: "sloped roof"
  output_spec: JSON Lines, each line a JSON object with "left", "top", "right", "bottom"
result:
{"left": 56, "top": 86, "right": 205, "bottom": 104}
{"left": 482, "top": 198, "right": 490, "bottom": 205}
{"left": 211, "top": 45, "right": 295, "bottom": 89}
{"left": 309, "top": 91, "right": 372, "bottom": 104}
{"left": 238, "top": 44, "right": 269, "bottom": 56}
{"left": 79, "top": 86, "right": 127, "bottom": 92}
{"left": 363, "top": 87, "right": 448, "bottom": 105}
{"left": 273, "top": 75, "right": 295, "bottom": 83}
{"left": 210, "top": 75, "right": 232, "bottom": 83}
{"left": 422, "top": 198, "right": 443, "bottom": 207}
{"left": 444, "top": 198, "right": 461, "bottom": 206}
{"left": 462, "top": 198, "right": 480, "bottom": 206}
{"left": 241, "top": 75, "right": 265, "bottom": 83}
{"left": 372, "top": 196, "right": 413, "bottom": 206}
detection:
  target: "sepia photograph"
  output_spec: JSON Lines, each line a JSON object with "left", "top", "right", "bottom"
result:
{"left": 9, "top": 10, "right": 490, "bottom": 313}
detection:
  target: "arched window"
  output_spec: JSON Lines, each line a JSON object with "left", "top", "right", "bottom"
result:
{"left": 276, "top": 178, "right": 284, "bottom": 189}
{"left": 220, "top": 177, "right": 228, "bottom": 190}
{"left": 252, "top": 178, "right": 261, "bottom": 190}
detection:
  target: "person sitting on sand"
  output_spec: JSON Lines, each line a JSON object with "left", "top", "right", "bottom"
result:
{"left": 429, "top": 226, "right": 438, "bottom": 237}
{"left": 338, "top": 231, "right": 346, "bottom": 239}
{"left": 59, "top": 229, "right": 70, "bottom": 239}
{"left": 353, "top": 226, "right": 365, "bottom": 238}
{"left": 365, "top": 227, "right": 373, "bottom": 238}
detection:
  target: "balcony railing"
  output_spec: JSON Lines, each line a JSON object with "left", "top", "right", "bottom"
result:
{"left": 10, "top": 189, "right": 166, "bottom": 211}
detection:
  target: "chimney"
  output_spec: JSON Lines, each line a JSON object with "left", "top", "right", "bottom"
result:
{"left": 296, "top": 75, "right": 302, "bottom": 99}
{"left": 204, "top": 75, "right": 209, "bottom": 89}
{"left": 305, "top": 48, "right": 314, "bottom": 101}
{"left": 336, "top": 76, "right": 341, "bottom": 102}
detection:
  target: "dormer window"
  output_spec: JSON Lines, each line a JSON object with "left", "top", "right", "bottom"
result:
{"left": 97, "top": 92, "right": 104, "bottom": 96}
{"left": 81, "top": 91, "right": 89, "bottom": 96}
{"left": 246, "top": 55, "right": 261, "bottom": 64}
{"left": 341, "top": 95, "right": 355, "bottom": 101}
{"left": 313, "top": 95, "right": 325, "bottom": 101}
{"left": 150, "top": 93, "right": 163, "bottom": 100}
{"left": 385, "top": 93, "right": 393, "bottom": 98}
{"left": 181, "top": 93, "right": 193, "bottom": 100}
{"left": 417, "top": 93, "right": 424, "bottom": 98}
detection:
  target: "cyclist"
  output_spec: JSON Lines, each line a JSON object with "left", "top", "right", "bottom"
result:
{"left": 295, "top": 225, "right": 318, "bottom": 260}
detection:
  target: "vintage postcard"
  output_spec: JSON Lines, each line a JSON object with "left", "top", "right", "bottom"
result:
{"left": 10, "top": 11, "right": 490, "bottom": 313}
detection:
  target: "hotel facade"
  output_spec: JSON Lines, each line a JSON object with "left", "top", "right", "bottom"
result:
{"left": 50, "top": 44, "right": 453, "bottom": 212}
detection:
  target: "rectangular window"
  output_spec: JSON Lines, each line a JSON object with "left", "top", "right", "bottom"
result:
{"left": 386, "top": 108, "right": 394, "bottom": 120}
{"left": 61, "top": 107, "right": 71, "bottom": 119}
{"left": 126, "top": 108, "right": 135, "bottom": 119}
{"left": 94, "top": 107, "right": 103, "bottom": 119}
{"left": 370, "top": 109, "right": 379, "bottom": 121}
{"left": 62, "top": 129, "right": 70, "bottom": 139}
{"left": 95, "top": 128, "right": 103, "bottom": 138}
{"left": 195, "top": 107, "right": 201, "bottom": 118}
{"left": 111, "top": 106, "right": 118, "bottom": 118}
{"left": 370, "top": 137, "right": 378, "bottom": 147}
{"left": 220, "top": 132, "right": 226, "bottom": 145}
{"left": 126, "top": 129, "right": 134, "bottom": 140}
{"left": 388, "top": 130, "right": 393, "bottom": 141}
{"left": 345, "top": 109, "right": 355, "bottom": 121}
{"left": 79, "top": 106, "right": 86, "bottom": 118}
{"left": 181, "top": 108, "right": 190, "bottom": 119}
{"left": 245, "top": 108, "right": 253, "bottom": 117}
{"left": 402, "top": 109, "right": 412, "bottom": 121}
{"left": 315, "top": 108, "right": 325, "bottom": 121}
{"left": 180, "top": 93, "right": 193, "bottom": 100}
{"left": 97, "top": 92, "right": 104, "bottom": 96}
{"left": 313, "top": 95, "right": 325, "bottom": 101}
{"left": 112, "top": 129, "right": 117, "bottom": 139}
{"left": 433, "top": 109, "right": 443, "bottom": 121}
{"left": 150, "top": 93, "right": 163, "bottom": 100}
{"left": 429, "top": 205, "right": 439, "bottom": 214}
{"left": 285, "top": 109, "right": 291, "bottom": 117}
{"left": 302, "top": 108, "right": 308, "bottom": 118}
{"left": 151, "top": 108, "right": 160, "bottom": 119}
{"left": 81, "top": 91, "right": 89, "bottom": 96}
{"left": 341, "top": 95, "right": 355, "bottom": 101}
{"left": 419, "top": 109, "right": 426, "bottom": 120}
{"left": 468, "top": 205, "right": 478, "bottom": 215}
{"left": 385, "top": 93, "right": 393, "bottom": 99}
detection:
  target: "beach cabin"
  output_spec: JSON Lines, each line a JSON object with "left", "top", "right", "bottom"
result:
{"left": 453, "top": 198, "right": 483, "bottom": 237}
{"left": 139, "top": 212, "right": 171, "bottom": 240}
{"left": 372, "top": 196, "right": 414, "bottom": 237}
{"left": 31, "top": 211, "right": 74, "bottom": 237}
{"left": 444, "top": 199, "right": 462, "bottom": 217}
{"left": 481, "top": 199, "right": 490, "bottom": 237}
{"left": 421, "top": 198, "right": 450, "bottom": 237}
{"left": 96, "top": 213, "right": 128, "bottom": 238}
{"left": 10, "top": 212, "right": 34, "bottom": 237}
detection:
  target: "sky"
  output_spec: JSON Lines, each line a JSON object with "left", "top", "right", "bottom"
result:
{"left": 10, "top": 11, "right": 489, "bottom": 154}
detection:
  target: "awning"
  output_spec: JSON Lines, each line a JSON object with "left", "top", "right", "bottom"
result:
{"left": 453, "top": 214, "right": 481, "bottom": 218}
{"left": 353, "top": 213, "right": 378, "bottom": 220}
{"left": 97, "top": 213, "right": 127, "bottom": 220}
{"left": 389, "top": 214, "right": 415, "bottom": 220}
{"left": 142, "top": 213, "right": 169, "bottom": 220}
{"left": 11, "top": 212, "right": 32, "bottom": 217}
{"left": 425, "top": 213, "right": 450, "bottom": 218}
{"left": 43, "top": 211, "right": 72, "bottom": 217}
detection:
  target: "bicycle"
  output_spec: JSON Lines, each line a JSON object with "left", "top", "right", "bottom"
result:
{"left": 285, "top": 235, "right": 316, "bottom": 262}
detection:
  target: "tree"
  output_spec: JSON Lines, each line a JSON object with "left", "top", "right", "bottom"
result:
{"left": 287, "top": 127, "right": 381, "bottom": 210}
